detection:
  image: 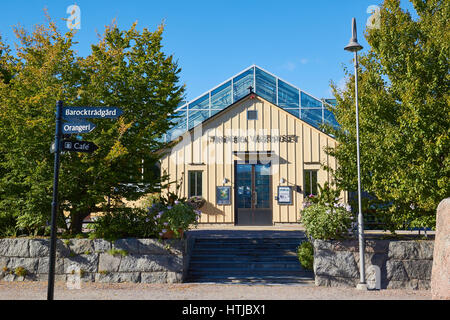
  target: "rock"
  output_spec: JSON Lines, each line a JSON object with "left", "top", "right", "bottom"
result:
{"left": 119, "top": 255, "right": 171, "bottom": 272}
{"left": 64, "top": 254, "right": 99, "bottom": 273}
{"left": 29, "top": 239, "right": 49, "bottom": 257}
{"left": 386, "top": 260, "right": 409, "bottom": 281}
{"left": 431, "top": 198, "right": 450, "bottom": 300}
{"left": 140, "top": 271, "right": 169, "bottom": 283}
{"left": 0, "top": 239, "right": 29, "bottom": 257}
{"left": 113, "top": 239, "right": 140, "bottom": 255}
{"left": 68, "top": 239, "right": 95, "bottom": 255}
{"left": 92, "top": 239, "right": 111, "bottom": 253}
{"left": 37, "top": 257, "right": 65, "bottom": 274}
{"left": 314, "top": 249, "right": 359, "bottom": 278}
{"left": 7, "top": 257, "right": 39, "bottom": 274}
{"left": 140, "top": 271, "right": 183, "bottom": 284}
{"left": 138, "top": 239, "right": 183, "bottom": 255}
{"left": 98, "top": 253, "right": 121, "bottom": 272}
{"left": 95, "top": 272, "right": 140, "bottom": 283}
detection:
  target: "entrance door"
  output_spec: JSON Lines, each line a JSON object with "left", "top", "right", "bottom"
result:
{"left": 235, "top": 162, "right": 272, "bottom": 226}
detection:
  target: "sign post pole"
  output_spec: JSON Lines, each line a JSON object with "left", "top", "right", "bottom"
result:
{"left": 47, "top": 100, "right": 63, "bottom": 300}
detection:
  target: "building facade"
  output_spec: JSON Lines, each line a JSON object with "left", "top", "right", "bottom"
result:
{"left": 160, "top": 66, "right": 344, "bottom": 225}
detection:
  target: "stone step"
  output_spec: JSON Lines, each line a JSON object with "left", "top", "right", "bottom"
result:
{"left": 189, "top": 261, "right": 303, "bottom": 270}
{"left": 185, "top": 275, "right": 314, "bottom": 285}
{"left": 191, "top": 249, "right": 298, "bottom": 256}
{"left": 189, "top": 254, "right": 300, "bottom": 262}
{"left": 194, "top": 238, "right": 305, "bottom": 244}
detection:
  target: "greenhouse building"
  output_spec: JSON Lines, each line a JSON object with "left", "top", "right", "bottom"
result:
{"left": 160, "top": 65, "right": 345, "bottom": 226}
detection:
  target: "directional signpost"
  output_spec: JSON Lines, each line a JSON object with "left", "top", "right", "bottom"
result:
{"left": 47, "top": 102, "right": 122, "bottom": 300}
{"left": 62, "top": 140, "right": 99, "bottom": 153}
{"left": 62, "top": 120, "right": 96, "bottom": 134}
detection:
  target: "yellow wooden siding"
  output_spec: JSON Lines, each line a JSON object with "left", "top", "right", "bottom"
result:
{"left": 160, "top": 95, "right": 340, "bottom": 224}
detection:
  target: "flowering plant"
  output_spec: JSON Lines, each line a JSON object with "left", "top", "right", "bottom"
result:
{"left": 148, "top": 200, "right": 200, "bottom": 239}
{"left": 186, "top": 196, "right": 206, "bottom": 209}
{"left": 300, "top": 203, "right": 355, "bottom": 240}
{"left": 300, "top": 182, "right": 355, "bottom": 240}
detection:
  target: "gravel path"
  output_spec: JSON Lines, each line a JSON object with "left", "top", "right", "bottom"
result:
{"left": 0, "top": 281, "right": 431, "bottom": 300}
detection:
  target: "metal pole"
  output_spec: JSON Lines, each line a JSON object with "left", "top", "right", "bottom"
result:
{"left": 354, "top": 52, "right": 366, "bottom": 288}
{"left": 47, "top": 100, "right": 63, "bottom": 300}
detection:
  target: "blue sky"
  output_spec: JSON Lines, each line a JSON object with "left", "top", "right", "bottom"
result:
{"left": 0, "top": 0, "right": 417, "bottom": 101}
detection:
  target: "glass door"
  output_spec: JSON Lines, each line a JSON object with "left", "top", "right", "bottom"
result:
{"left": 235, "top": 162, "right": 272, "bottom": 225}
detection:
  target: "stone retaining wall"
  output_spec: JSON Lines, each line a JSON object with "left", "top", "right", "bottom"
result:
{"left": 0, "top": 238, "right": 185, "bottom": 284}
{"left": 313, "top": 239, "right": 434, "bottom": 290}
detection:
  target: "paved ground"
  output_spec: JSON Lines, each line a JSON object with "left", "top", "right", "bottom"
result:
{"left": 0, "top": 281, "right": 431, "bottom": 300}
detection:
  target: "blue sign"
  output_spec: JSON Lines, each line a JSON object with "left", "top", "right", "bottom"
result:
{"left": 62, "top": 120, "right": 96, "bottom": 134}
{"left": 62, "top": 140, "right": 98, "bottom": 153}
{"left": 62, "top": 107, "right": 123, "bottom": 119}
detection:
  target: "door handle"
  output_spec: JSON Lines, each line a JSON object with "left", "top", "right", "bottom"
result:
{"left": 253, "top": 191, "right": 257, "bottom": 206}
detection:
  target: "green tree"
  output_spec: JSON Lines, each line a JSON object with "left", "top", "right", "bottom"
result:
{"left": 0, "top": 15, "right": 184, "bottom": 235}
{"left": 326, "top": 0, "right": 449, "bottom": 231}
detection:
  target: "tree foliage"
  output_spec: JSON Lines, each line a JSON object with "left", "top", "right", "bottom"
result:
{"left": 0, "top": 14, "right": 184, "bottom": 235}
{"left": 326, "top": 0, "right": 449, "bottom": 230}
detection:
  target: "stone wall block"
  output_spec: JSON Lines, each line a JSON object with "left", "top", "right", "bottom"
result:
{"left": 98, "top": 253, "right": 122, "bottom": 272}
{"left": 37, "top": 257, "right": 65, "bottom": 274}
{"left": 0, "top": 239, "right": 29, "bottom": 257}
{"left": 402, "top": 260, "right": 433, "bottom": 280}
{"left": 68, "top": 239, "right": 95, "bottom": 255}
{"left": 119, "top": 255, "right": 171, "bottom": 272}
{"left": 113, "top": 239, "right": 140, "bottom": 254}
{"left": 95, "top": 272, "right": 140, "bottom": 283}
{"left": 93, "top": 239, "right": 111, "bottom": 253}
{"left": 313, "top": 240, "right": 333, "bottom": 251}
{"left": 64, "top": 254, "right": 99, "bottom": 273}
{"left": 386, "top": 260, "right": 409, "bottom": 281}
{"left": 6, "top": 257, "right": 39, "bottom": 273}
{"left": 388, "top": 241, "right": 420, "bottom": 260}
{"left": 140, "top": 271, "right": 169, "bottom": 283}
{"left": 314, "top": 249, "right": 359, "bottom": 278}
{"left": 138, "top": 239, "right": 184, "bottom": 255}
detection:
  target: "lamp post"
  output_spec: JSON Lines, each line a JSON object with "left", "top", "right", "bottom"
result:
{"left": 344, "top": 18, "right": 367, "bottom": 290}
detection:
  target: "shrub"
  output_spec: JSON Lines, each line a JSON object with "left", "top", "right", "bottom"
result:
{"left": 300, "top": 203, "right": 355, "bottom": 240}
{"left": 297, "top": 241, "right": 314, "bottom": 271}
{"left": 14, "top": 266, "right": 27, "bottom": 277}
{"left": 149, "top": 200, "right": 200, "bottom": 238}
{"left": 88, "top": 207, "right": 158, "bottom": 241}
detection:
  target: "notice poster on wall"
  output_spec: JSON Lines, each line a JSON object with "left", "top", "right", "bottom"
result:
{"left": 216, "top": 186, "right": 231, "bottom": 205}
{"left": 277, "top": 186, "right": 292, "bottom": 205}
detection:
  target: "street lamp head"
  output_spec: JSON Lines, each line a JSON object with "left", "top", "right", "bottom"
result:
{"left": 344, "top": 18, "right": 363, "bottom": 52}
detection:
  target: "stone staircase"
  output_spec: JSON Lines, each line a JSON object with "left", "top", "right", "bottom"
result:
{"left": 185, "top": 236, "right": 314, "bottom": 284}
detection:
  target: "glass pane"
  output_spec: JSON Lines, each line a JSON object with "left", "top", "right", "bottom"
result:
{"left": 312, "top": 171, "right": 318, "bottom": 196}
{"left": 301, "top": 92, "right": 323, "bottom": 108}
{"left": 301, "top": 108, "right": 323, "bottom": 128}
{"left": 189, "top": 171, "right": 196, "bottom": 197}
{"left": 233, "top": 68, "right": 254, "bottom": 102}
{"left": 255, "top": 164, "right": 271, "bottom": 208}
{"left": 304, "top": 171, "right": 311, "bottom": 196}
{"left": 278, "top": 80, "right": 299, "bottom": 109}
{"left": 211, "top": 81, "right": 232, "bottom": 110}
{"left": 324, "top": 108, "right": 339, "bottom": 129}
{"left": 189, "top": 93, "right": 209, "bottom": 110}
{"left": 236, "top": 164, "right": 252, "bottom": 209}
{"left": 167, "top": 110, "right": 187, "bottom": 141}
{"left": 255, "top": 67, "right": 276, "bottom": 104}
{"left": 196, "top": 171, "right": 202, "bottom": 196}
{"left": 188, "top": 109, "right": 209, "bottom": 130}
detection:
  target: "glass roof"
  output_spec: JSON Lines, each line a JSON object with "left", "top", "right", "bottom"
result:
{"left": 164, "top": 65, "right": 339, "bottom": 142}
